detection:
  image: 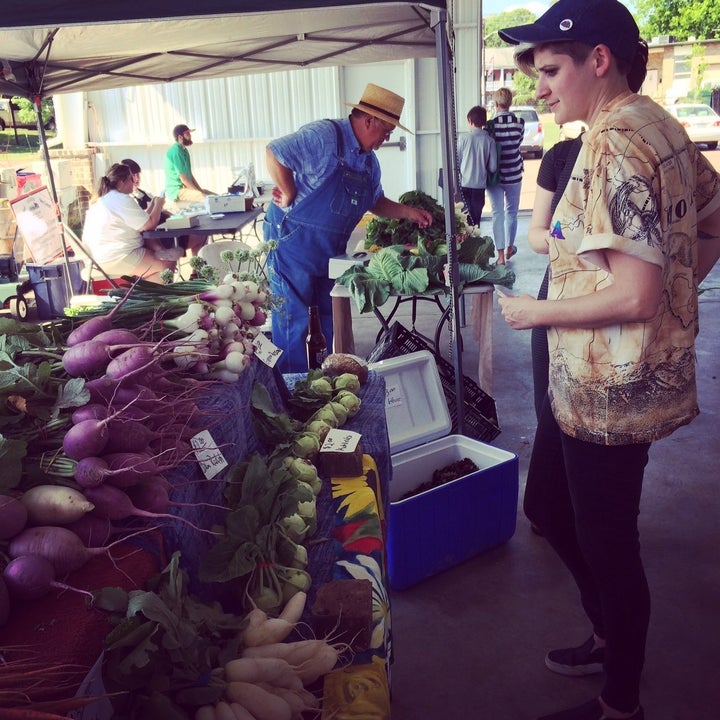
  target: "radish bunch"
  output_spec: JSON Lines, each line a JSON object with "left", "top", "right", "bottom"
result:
{"left": 165, "top": 279, "right": 270, "bottom": 383}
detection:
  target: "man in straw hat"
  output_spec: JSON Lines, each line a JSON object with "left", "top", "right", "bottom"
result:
{"left": 496, "top": 2, "right": 720, "bottom": 720}
{"left": 264, "top": 83, "right": 433, "bottom": 372}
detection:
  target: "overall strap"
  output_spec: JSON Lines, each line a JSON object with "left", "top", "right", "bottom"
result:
{"left": 328, "top": 119, "right": 344, "bottom": 157}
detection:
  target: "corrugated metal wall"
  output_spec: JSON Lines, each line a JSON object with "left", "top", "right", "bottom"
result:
{"left": 86, "top": 67, "right": 342, "bottom": 196}
{"left": 81, "top": 1, "right": 481, "bottom": 201}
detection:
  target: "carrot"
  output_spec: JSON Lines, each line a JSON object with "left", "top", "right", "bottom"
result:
{"left": 224, "top": 657, "right": 302, "bottom": 691}
{"left": 225, "top": 682, "right": 292, "bottom": 720}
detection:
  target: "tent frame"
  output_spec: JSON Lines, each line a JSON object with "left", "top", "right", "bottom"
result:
{"left": 3, "top": 1, "right": 466, "bottom": 432}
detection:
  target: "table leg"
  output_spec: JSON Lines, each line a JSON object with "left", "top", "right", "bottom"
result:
{"left": 332, "top": 295, "right": 355, "bottom": 354}
{"left": 469, "top": 292, "right": 494, "bottom": 394}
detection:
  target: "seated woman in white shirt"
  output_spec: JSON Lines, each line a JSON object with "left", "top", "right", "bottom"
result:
{"left": 82, "top": 163, "right": 178, "bottom": 282}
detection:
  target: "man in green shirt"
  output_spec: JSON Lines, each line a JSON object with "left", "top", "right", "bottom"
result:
{"left": 164, "top": 124, "right": 215, "bottom": 207}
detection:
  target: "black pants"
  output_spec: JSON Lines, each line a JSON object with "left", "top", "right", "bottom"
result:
{"left": 461, "top": 186, "right": 486, "bottom": 226}
{"left": 525, "top": 396, "right": 651, "bottom": 712}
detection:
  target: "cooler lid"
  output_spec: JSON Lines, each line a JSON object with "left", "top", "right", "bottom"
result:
{"left": 369, "top": 350, "right": 451, "bottom": 454}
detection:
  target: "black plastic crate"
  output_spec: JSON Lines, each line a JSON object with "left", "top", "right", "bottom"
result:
{"left": 367, "top": 321, "right": 500, "bottom": 443}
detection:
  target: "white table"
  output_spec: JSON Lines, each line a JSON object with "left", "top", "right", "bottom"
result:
{"left": 330, "top": 282, "right": 495, "bottom": 393}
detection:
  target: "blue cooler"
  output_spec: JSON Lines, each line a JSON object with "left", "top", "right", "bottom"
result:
{"left": 369, "top": 351, "right": 519, "bottom": 590}
{"left": 26, "top": 259, "right": 85, "bottom": 319}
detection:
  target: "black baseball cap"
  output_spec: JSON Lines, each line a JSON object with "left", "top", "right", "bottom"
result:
{"left": 172, "top": 124, "right": 194, "bottom": 138}
{"left": 498, "top": 0, "right": 640, "bottom": 65}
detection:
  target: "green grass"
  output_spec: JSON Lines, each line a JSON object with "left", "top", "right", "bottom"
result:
{"left": 0, "top": 129, "right": 56, "bottom": 155}
{"left": 540, "top": 113, "right": 560, "bottom": 151}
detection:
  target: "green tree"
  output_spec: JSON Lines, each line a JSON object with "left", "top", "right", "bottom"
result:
{"left": 483, "top": 9, "right": 536, "bottom": 48}
{"left": 635, "top": 0, "right": 720, "bottom": 41}
{"left": 11, "top": 96, "right": 55, "bottom": 129}
{"left": 512, "top": 71, "right": 538, "bottom": 106}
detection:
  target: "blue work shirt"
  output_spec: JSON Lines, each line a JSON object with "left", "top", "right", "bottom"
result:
{"left": 268, "top": 117, "right": 384, "bottom": 209}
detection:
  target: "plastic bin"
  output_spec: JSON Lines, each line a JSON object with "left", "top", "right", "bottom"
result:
{"left": 26, "top": 259, "right": 85, "bottom": 319}
{"left": 369, "top": 351, "right": 518, "bottom": 590}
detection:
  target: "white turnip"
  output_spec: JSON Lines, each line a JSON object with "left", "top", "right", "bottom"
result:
{"left": 20, "top": 485, "right": 95, "bottom": 526}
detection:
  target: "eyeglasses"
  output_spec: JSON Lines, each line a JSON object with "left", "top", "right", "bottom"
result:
{"left": 373, "top": 117, "right": 394, "bottom": 141}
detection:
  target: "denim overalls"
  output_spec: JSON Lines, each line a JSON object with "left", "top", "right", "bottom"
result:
{"left": 265, "top": 120, "right": 374, "bottom": 372}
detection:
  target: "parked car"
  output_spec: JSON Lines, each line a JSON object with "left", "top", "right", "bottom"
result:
{"left": 511, "top": 105, "right": 544, "bottom": 159}
{"left": 558, "top": 120, "right": 588, "bottom": 141}
{"left": 664, "top": 103, "right": 720, "bottom": 149}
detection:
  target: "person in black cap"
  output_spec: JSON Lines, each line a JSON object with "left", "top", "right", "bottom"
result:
{"left": 163, "top": 124, "right": 216, "bottom": 208}
{"left": 496, "top": 2, "right": 720, "bottom": 720}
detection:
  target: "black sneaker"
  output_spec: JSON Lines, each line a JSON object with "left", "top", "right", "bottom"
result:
{"left": 545, "top": 636, "right": 605, "bottom": 676}
{"left": 537, "top": 698, "right": 644, "bottom": 720}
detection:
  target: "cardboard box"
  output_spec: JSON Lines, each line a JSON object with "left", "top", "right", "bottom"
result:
{"left": 369, "top": 351, "right": 518, "bottom": 590}
{"left": 205, "top": 194, "right": 254, "bottom": 214}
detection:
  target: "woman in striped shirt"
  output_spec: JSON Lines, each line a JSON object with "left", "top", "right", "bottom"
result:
{"left": 486, "top": 87, "right": 525, "bottom": 264}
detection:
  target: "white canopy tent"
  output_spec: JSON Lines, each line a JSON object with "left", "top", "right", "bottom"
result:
{"left": 0, "top": 0, "right": 469, "bottom": 432}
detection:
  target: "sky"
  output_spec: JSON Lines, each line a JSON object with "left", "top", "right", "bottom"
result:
{"left": 481, "top": 1, "right": 637, "bottom": 18}
{"left": 481, "top": 1, "right": 550, "bottom": 17}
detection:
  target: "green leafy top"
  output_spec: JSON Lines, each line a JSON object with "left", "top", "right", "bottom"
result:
{"left": 364, "top": 189, "right": 467, "bottom": 255}
{"left": 0, "top": 319, "right": 90, "bottom": 492}
{"left": 97, "top": 552, "right": 247, "bottom": 720}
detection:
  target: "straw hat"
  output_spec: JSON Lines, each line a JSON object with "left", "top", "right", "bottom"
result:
{"left": 345, "top": 83, "right": 411, "bottom": 133}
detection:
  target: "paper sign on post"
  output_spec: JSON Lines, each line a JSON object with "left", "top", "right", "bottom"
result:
{"left": 190, "top": 429, "right": 228, "bottom": 479}
{"left": 254, "top": 333, "right": 283, "bottom": 368}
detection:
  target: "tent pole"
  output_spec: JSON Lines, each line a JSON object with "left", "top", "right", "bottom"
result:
{"left": 431, "top": 7, "right": 465, "bottom": 435}
{"left": 33, "top": 95, "right": 78, "bottom": 303}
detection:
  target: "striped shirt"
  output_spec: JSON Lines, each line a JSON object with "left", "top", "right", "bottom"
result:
{"left": 488, "top": 111, "right": 524, "bottom": 184}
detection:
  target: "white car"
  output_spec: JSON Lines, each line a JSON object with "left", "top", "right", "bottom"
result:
{"left": 511, "top": 106, "right": 544, "bottom": 159}
{"left": 664, "top": 103, "right": 720, "bottom": 150}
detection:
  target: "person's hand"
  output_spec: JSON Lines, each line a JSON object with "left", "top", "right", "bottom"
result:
{"left": 149, "top": 196, "right": 165, "bottom": 211}
{"left": 497, "top": 289, "right": 540, "bottom": 330}
{"left": 271, "top": 186, "right": 295, "bottom": 208}
{"left": 407, "top": 207, "right": 433, "bottom": 228}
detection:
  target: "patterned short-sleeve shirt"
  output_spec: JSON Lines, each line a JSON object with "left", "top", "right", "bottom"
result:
{"left": 547, "top": 93, "right": 720, "bottom": 445}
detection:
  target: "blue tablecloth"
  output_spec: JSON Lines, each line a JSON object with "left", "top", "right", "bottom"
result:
{"left": 162, "top": 362, "right": 392, "bottom": 619}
